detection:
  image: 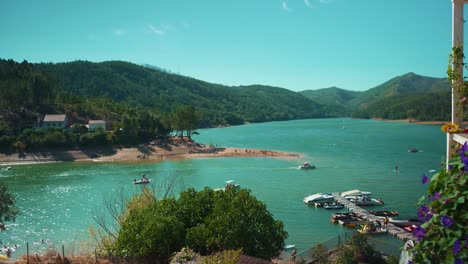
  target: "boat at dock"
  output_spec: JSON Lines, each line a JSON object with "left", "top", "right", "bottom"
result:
{"left": 303, "top": 193, "right": 334, "bottom": 205}
{"left": 323, "top": 202, "right": 344, "bottom": 209}
{"left": 369, "top": 210, "right": 399, "bottom": 217}
{"left": 389, "top": 218, "right": 424, "bottom": 228}
{"left": 341, "top": 190, "right": 384, "bottom": 206}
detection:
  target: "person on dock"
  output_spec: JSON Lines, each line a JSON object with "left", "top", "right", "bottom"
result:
{"left": 384, "top": 216, "right": 389, "bottom": 229}
{"left": 376, "top": 219, "right": 382, "bottom": 231}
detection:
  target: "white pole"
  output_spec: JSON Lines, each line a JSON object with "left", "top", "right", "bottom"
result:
{"left": 448, "top": 0, "right": 464, "bottom": 167}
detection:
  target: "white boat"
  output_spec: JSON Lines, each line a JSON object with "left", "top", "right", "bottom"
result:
{"left": 323, "top": 202, "right": 344, "bottom": 209}
{"left": 303, "top": 193, "right": 334, "bottom": 204}
{"left": 214, "top": 180, "right": 240, "bottom": 191}
{"left": 298, "top": 162, "right": 316, "bottom": 169}
{"left": 133, "top": 179, "right": 150, "bottom": 184}
{"left": 284, "top": 244, "right": 296, "bottom": 250}
{"left": 341, "top": 190, "right": 372, "bottom": 199}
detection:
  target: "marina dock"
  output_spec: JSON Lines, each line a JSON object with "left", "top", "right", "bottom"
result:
{"left": 331, "top": 192, "right": 417, "bottom": 242}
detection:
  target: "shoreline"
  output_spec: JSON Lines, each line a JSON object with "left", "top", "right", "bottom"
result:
{"left": 372, "top": 118, "right": 468, "bottom": 125}
{"left": 0, "top": 141, "right": 302, "bottom": 166}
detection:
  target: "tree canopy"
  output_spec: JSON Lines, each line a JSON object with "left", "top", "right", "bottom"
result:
{"left": 0, "top": 183, "right": 19, "bottom": 224}
{"left": 109, "top": 187, "right": 287, "bottom": 263}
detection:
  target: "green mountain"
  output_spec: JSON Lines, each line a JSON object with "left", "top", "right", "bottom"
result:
{"left": 299, "top": 87, "right": 359, "bottom": 116}
{"left": 300, "top": 73, "right": 451, "bottom": 121}
{"left": 33, "top": 60, "right": 332, "bottom": 127}
{"left": 349, "top": 72, "right": 449, "bottom": 108}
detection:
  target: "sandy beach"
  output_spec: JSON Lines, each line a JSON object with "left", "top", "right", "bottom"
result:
{"left": 0, "top": 139, "right": 301, "bottom": 166}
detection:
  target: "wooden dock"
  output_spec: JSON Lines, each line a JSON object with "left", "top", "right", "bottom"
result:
{"left": 331, "top": 192, "right": 417, "bottom": 242}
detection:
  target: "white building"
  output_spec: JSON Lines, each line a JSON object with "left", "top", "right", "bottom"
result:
{"left": 87, "top": 120, "right": 106, "bottom": 131}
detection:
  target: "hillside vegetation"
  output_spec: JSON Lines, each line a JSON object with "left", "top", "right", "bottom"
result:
{"left": 0, "top": 58, "right": 455, "bottom": 153}
{"left": 36, "top": 60, "right": 328, "bottom": 127}
{"left": 300, "top": 72, "right": 451, "bottom": 121}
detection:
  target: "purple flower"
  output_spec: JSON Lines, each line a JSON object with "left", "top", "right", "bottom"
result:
{"left": 462, "top": 142, "right": 468, "bottom": 153}
{"left": 453, "top": 239, "right": 461, "bottom": 254}
{"left": 455, "top": 259, "right": 463, "bottom": 264}
{"left": 422, "top": 174, "right": 430, "bottom": 184}
{"left": 413, "top": 226, "right": 426, "bottom": 241}
{"left": 449, "top": 164, "right": 454, "bottom": 170}
{"left": 441, "top": 215, "right": 454, "bottom": 228}
{"left": 465, "top": 236, "right": 468, "bottom": 248}
{"left": 424, "top": 213, "right": 433, "bottom": 222}
{"left": 432, "top": 192, "right": 441, "bottom": 200}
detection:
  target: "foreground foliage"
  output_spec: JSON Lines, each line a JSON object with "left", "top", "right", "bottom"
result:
{"left": 0, "top": 182, "right": 19, "bottom": 224}
{"left": 413, "top": 142, "right": 468, "bottom": 263}
{"left": 98, "top": 187, "right": 287, "bottom": 263}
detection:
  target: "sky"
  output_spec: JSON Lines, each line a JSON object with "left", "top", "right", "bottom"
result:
{"left": 0, "top": 0, "right": 462, "bottom": 91}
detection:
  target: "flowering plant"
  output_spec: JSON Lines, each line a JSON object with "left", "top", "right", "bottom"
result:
{"left": 442, "top": 122, "right": 461, "bottom": 134}
{"left": 412, "top": 142, "right": 468, "bottom": 263}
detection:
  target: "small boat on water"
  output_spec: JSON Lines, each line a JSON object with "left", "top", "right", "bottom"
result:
{"left": 134, "top": 179, "right": 150, "bottom": 184}
{"left": 134, "top": 174, "right": 150, "bottom": 184}
{"left": 408, "top": 148, "right": 419, "bottom": 153}
{"left": 299, "top": 162, "right": 316, "bottom": 169}
{"left": 303, "top": 193, "right": 334, "bottom": 205}
{"left": 284, "top": 244, "right": 296, "bottom": 250}
{"left": 214, "top": 180, "right": 241, "bottom": 191}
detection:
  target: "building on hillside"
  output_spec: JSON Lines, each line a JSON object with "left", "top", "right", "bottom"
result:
{"left": 35, "top": 114, "right": 68, "bottom": 130}
{"left": 87, "top": 120, "right": 106, "bottom": 131}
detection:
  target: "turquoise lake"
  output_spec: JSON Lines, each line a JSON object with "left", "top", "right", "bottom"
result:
{"left": 0, "top": 118, "right": 445, "bottom": 256}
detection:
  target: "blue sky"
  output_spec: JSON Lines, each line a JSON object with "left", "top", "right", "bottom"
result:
{"left": 0, "top": 0, "right": 460, "bottom": 91}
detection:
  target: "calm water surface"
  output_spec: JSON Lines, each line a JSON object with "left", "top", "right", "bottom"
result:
{"left": 0, "top": 118, "right": 445, "bottom": 256}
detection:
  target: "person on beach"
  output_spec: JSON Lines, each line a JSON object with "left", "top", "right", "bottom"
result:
{"left": 291, "top": 249, "right": 297, "bottom": 262}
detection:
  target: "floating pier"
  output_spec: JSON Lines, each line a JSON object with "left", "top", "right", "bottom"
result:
{"left": 331, "top": 192, "right": 417, "bottom": 242}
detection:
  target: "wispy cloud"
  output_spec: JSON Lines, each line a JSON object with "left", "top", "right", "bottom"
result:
{"left": 113, "top": 29, "right": 126, "bottom": 36}
{"left": 148, "top": 23, "right": 169, "bottom": 35}
{"left": 304, "top": 0, "right": 313, "bottom": 8}
{"left": 282, "top": 1, "right": 292, "bottom": 12}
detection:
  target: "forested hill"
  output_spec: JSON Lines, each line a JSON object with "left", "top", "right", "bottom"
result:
{"left": 36, "top": 60, "right": 330, "bottom": 126}
{"left": 300, "top": 73, "right": 451, "bottom": 121}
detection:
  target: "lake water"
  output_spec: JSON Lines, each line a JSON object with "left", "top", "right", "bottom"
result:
{"left": 0, "top": 118, "right": 445, "bottom": 257}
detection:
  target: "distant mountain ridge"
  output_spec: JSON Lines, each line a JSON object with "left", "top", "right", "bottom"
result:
{"left": 300, "top": 72, "right": 451, "bottom": 121}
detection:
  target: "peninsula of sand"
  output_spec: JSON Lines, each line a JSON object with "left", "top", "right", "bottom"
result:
{"left": 0, "top": 138, "right": 301, "bottom": 166}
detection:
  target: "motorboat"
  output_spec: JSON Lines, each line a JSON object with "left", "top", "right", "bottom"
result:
{"left": 134, "top": 174, "right": 150, "bottom": 185}
{"left": 369, "top": 210, "right": 399, "bottom": 217}
{"left": 389, "top": 218, "right": 424, "bottom": 228}
{"left": 354, "top": 198, "right": 384, "bottom": 206}
{"left": 284, "top": 244, "right": 296, "bottom": 250}
{"left": 341, "top": 190, "right": 372, "bottom": 200}
{"left": 303, "top": 193, "right": 334, "bottom": 205}
{"left": 299, "top": 162, "right": 316, "bottom": 169}
{"left": 323, "top": 202, "right": 344, "bottom": 209}
{"left": 408, "top": 148, "right": 419, "bottom": 153}
{"left": 214, "top": 180, "right": 240, "bottom": 191}
{"left": 134, "top": 178, "right": 150, "bottom": 184}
